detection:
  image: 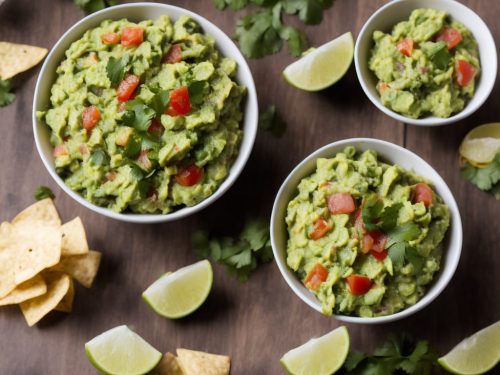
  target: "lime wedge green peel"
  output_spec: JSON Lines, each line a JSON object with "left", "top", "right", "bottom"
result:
{"left": 85, "top": 325, "right": 162, "bottom": 375}
{"left": 142, "top": 259, "right": 213, "bottom": 319}
{"left": 283, "top": 32, "right": 354, "bottom": 91}
{"left": 280, "top": 326, "right": 349, "bottom": 375}
{"left": 438, "top": 321, "right": 500, "bottom": 375}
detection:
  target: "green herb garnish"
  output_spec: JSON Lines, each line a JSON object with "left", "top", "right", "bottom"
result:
{"left": 460, "top": 153, "right": 500, "bottom": 198}
{"left": 259, "top": 105, "right": 287, "bottom": 137}
{"left": 34, "top": 186, "right": 55, "bottom": 201}
{"left": 106, "top": 54, "right": 130, "bottom": 86}
{"left": 0, "top": 79, "right": 15, "bottom": 107}
{"left": 192, "top": 219, "right": 273, "bottom": 281}
{"left": 149, "top": 90, "right": 170, "bottom": 117}
{"left": 74, "top": 0, "right": 118, "bottom": 13}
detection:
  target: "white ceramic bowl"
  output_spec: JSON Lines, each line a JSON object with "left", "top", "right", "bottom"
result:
{"left": 271, "top": 138, "right": 463, "bottom": 323}
{"left": 355, "top": 0, "right": 497, "bottom": 126}
{"left": 32, "top": 2, "right": 258, "bottom": 223}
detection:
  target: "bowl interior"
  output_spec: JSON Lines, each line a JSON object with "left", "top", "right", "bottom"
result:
{"left": 271, "top": 138, "right": 462, "bottom": 323}
{"left": 355, "top": 0, "right": 497, "bottom": 126}
{"left": 33, "top": 2, "right": 258, "bottom": 223}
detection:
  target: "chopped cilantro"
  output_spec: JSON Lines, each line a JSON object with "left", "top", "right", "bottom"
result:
{"left": 192, "top": 219, "right": 273, "bottom": 281}
{"left": 387, "top": 223, "right": 421, "bottom": 269}
{"left": 149, "top": 90, "right": 170, "bottom": 117}
{"left": 343, "top": 333, "right": 438, "bottom": 374}
{"left": 34, "top": 186, "right": 55, "bottom": 201}
{"left": 258, "top": 105, "right": 287, "bottom": 137}
{"left": 0, "top": 79, "right": 15, "bottom": 107}
{"left": 90, "top": 149, "right": 109, "bottom": 166}
{"left": 187, "top": 81, "right": 206, "bottom": 105}
{"left": 74, "top": 0, "right": 118, "bottom": 13}
{"left": 106, "top": 54, "right": 130, "bottom": 86}
{"left": 460, "top": 153, "right": 500, "bottom": 194}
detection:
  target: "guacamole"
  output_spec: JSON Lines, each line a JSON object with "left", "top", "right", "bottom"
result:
{"left": 369, "top": 8, "right": 480, "bottom": 118}
{"left": 39, "top": 16, "right": 246, "bottom": 213}
{"left": 285, "top": 147, "right": 450, "bottom": 317}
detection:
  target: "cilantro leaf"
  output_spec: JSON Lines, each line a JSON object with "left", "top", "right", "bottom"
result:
{"left": 460, "top": 153, "right": 500, "bottom": 191}
{"left": 344, "top": 351, "right": 367, "bottom": 371}
{"left": 149, "top": 90, "right": 170, "bottom": 117}
{"left": 0, "top": 79, "right": 15, "bottom": 107}
{"left": 279, "top": 25, "right": 307, "bottom": 56}
{"left": 361, "top": 195, "right": 383, "bottom": 231}
{"left": 282, "top": 0, "right": 324, "bottom": 25}
{"left": 34, "top": 186, "right": 55, "bottom": 201}
{"left": 386, "top": 223, "right": 421, "bottom": 248}
{"left": 388, "top": 242, "right": 405, "bottom": 268}
{"left": 422, "top": 41, "right": 450, "bottom": 70}
{"left": 106, "top": 54, "right": 130, "bottom": 86}
{"left": 241, "top": 219, "right": 269, "bottom": 251}
{"left": 188, "top": 80, "right": 206, "bottom": 105}
{"left": 123, "top": 102, "right": 155, "bottom": 132}
{"left": 74, "top": 0, "right": 118, "bottom": 13}
{"left": 258, "top": 105, "right": 287, "bottom": 137}
{"left": 90, "top": 149, "right": 110, "bottom": 166}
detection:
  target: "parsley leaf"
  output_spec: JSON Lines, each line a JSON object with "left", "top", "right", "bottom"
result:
{"left": 74, "top": 0, "right": 118, "bottom": 13}
{"left": 460, "top": 153, "right": 500, "bottom": 192}
{"left": 34, "top": 186, "right": 55, "bottom": 201}
{"left": 0, "top": 79, "right": 15, "bottom": 107}
{"left": 259, "top": 105, "right": 287, "bottom": 137}
{"left": 191, "top": 218, "right": 273, "bottom": 281}
{"left": 106, "top": 54, "right": 130, "bottom": 86}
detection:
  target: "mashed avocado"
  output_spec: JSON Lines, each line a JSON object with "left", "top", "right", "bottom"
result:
{"left": 369, "top": 8, "right": 480, "bottom": 118}
{"left": 39, "top": 16, "right": 246, "bottom": 213}
{"left": 285, "top": 147, "right": 450, "bottom": 317}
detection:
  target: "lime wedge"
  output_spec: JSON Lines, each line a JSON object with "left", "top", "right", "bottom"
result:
{"left": 280, "top": 326, "right": 349, "bottom": 375}
{"left": 142, "top": 259, "right": 212, "bottom": 319}
{"left": 85, "top": 325, "right": 162, "bottom": 375}
{"left": 460, "top": 123, "right": 500, "bottom": 166}
{"left": 438, "top": 321, "right": 500, "bottom": 375}
{"left": 283, "top": 32, "right": 354, "bottom": 91}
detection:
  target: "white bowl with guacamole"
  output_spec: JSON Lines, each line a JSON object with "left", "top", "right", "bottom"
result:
{"left": 271, "top": 138, "right": 462, "bottom": 323}
{"left": 32, "top": 3, "right": 258, "bottom": 223}
{"left": 355, "top": 0, "right": 496, "bottom": 126}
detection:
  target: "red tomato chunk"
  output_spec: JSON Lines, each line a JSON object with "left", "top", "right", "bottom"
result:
{"left": 436, "top": 27, "right": 462, "bottom": 49}
{"left": 309, "top": 218, "right": 332, "bottom": 240}
{"left": 166, "top": 86, "right": 191, "bottom": 116}
{"left": 121, "top": 27, "right": 144, "bottom": 47}
{"left": 117, "top": 75, "right": 140, "bottom": 102}
{"left": 101, "top": 33, "right": 120, "bottom": 45}
{"left": 328, "top": 193, "right": 356, "bottom": 215}
{"left": 175, "top": 164, "right": 203, "bottom": 186}
{"left": 163, "top": 44, "right": 182, "bottom": 64}
{"left": 346, "top": 275, "right": 373, "bottom": 295}
{"left": 397, "top": 38, "right": 414, "bottom": 57}
{"left": 82, "top": 105, "right": 100, "bottom": 131}
{"left": 455, "top": 60, "right": 476, "bottom": 87}
{"left": 305, "top": 263, "right": 329, "bottom": 291}
{"left": 413, "top": 182, "right": 433, "bottom": 206}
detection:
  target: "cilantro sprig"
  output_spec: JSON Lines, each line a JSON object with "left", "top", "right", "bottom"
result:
{"left": 258, "top": 105, "right": 286, "bottom": 137}
{"left": 460, "top": 153, "right": 500, "bottom": 199}
{"left": 34, "top": 186, "right": 55, "bottom": 201}
{"left": 192, "top": 219, "right": 273, "bottom": 281}
{"left": 214, "top": 0, "right": 334, "bottom": 58}
{"left": 0, "top": 78, "right": 15, "bottom": 107}
{"left": 106, "top": 54, "right": 130, "bottom": 86}
{"left": 74, "top": 0, "right": 118, "bottom": 13}
{"left": 343, "top": 333, "right": 438, "bottom": 374}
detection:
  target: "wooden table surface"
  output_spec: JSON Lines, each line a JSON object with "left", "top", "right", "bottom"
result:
{"left": 0, "top": 0, "right": 499, "bottom": 374}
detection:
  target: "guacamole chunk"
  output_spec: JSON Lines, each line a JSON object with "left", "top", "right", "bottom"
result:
{"left": 369, "top": 8, "right": 480, "bottom": 118}
{"left": 285, "top": 147, "right": 450, "bottom": 317}
{"left": 38, "top": 16, "right": 246, "bottom": 213}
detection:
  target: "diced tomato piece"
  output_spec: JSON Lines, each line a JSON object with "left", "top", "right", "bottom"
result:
{"left": 371, "top": 249, "right": 388, "bottom": 261}
{"left": 53, "top": 144, "right": 69, "bottom": 157}
{"left": 163, "top": 44, "right": 182, "bottom": 64}
{"left": 101, "top": 32, "right": 121, "bottom": 45}
{"left": 362, "top": 233, "right": 374, "bottom": 253}
{"left": 397, "top": 38, "right": 414, "bottom": 57}
{"left": 436, "top": 27, "right": 462, "bottom": 49}
{"left": 413, "top": 182, "right": 433, "bottom": 206}
{"left": 121, "top": 27, "right": 144, "bottom": 47}
{"left": 166, "top": 86, "right": 191, "bottom": 116}
{"left": 147, "top": 119, "right": 164, "bottom": 136}
{"left": 137, "top": 149, "right": 152, "bottom": 170}
{"left": 305, "top": 263, "right": 329, "bottom": 291}
{"left": 455, "top": 60, "right": 476, "bottom": 87}
{"left": 378, "top": 82, "right": 389, "bottom": 95}
{"left": 309, "top": 218, "right": 332, "bottom": 240}
{"left": 175, "top": 164, "right": 203, "bottom": 186}
{"left": 82, "top": 106, "right": 100, "bottom": 132}
{"left": 328, "top": 193, "right": 356, "bottom": 215}
{"left": 371, "top": 231, "right": 388, "bottom": 253}
{"left": 79, "top": 144, "right": 89, "bottom": 156}
{"left": 105, "top": 171, "right": 117, "bottom": 181}
{"left": 117, "top": 74, "right": 140, "bottom": 102}
{"left": 346, "top": 275, "right": 373, "bottom": 295}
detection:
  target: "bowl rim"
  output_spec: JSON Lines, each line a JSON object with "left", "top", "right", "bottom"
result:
{"left": 354, "top": 0, "right": 497, "bottom": 127}
{"left": 270, "top": 138, "right": 463, "bottom": 324}
{"left": 32, "top": 2, "right": 258, "bottom": 223}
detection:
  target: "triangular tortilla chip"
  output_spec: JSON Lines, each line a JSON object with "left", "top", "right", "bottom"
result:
{"left": 0, "top": 274, "right": 47, "bottom": 306}
{"left": 50, "top": 250, "right": 101, "bottom": 288}
{"left": 12, "top": 199, "right": 61, "bottom": 226}
{"left": 0, "top": 220, "right": 61, "bottom": 297}
{"left": 177, "top": 349, "right": 230, "bottom": 375}
{"left": 54, "top": 277, "right": 74, "bottom": 313}
{"left": 0, "top": 42, "right": 48, "bottom": 80}
{"left": 150, "top": 352, "right": 184, "bottom": 375}
{"left": 61, "top": 217, "right": 89, "bottom": 256}
{"left": 20, "top": 272, "right": 70, "bottom": 326}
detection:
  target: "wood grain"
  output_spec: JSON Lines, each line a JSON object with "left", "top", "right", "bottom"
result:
{"left": 0, "top": 0, "right": 497, "bottom": 374}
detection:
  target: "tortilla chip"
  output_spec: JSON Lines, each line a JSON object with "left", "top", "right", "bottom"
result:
{"left": 61, "top": 217, "right": 89, "bottom": 256}
{"left": 54, "top": 277, "right": 74, "bottom": 313}
{"left": 0, "top": 220, "right": 61, "bottom": 297}
{"left": 177, "top": 349, "right": 230, "bottom": 375}
{"left": 12, "top": 199, "right": 61, "bottom": 226}
{"left": 0, "top": 42, "right": 48, "bottom": 80}
{"left": 0, "top": 274, "right": 47, "bottom": 306}
{"left": 50, "top": 250, "right": 101, "bottom": 288}
{"left": 20, "top": 272, "right": 70, "bottom": 326}
{"left": 150, "top": 353, "right": 184, "bottom": 375}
